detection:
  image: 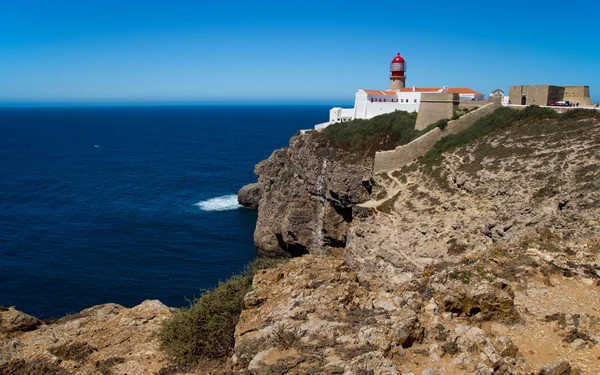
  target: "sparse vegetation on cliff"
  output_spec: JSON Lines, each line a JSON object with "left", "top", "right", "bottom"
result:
{"left": 419, "top": 106, "right": 600, "bottom": 168}
{"left": 158, "top": 257, "right": 286, "bottom": 364}
{"left": 315, "top": 110, "right": 420, "bottom": 155}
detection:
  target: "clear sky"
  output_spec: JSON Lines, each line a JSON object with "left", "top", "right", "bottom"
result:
{"left": 1, "top": 0, "right": 599, "bottom": 104}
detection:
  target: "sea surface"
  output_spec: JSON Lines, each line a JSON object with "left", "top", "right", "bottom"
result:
{"left": 0, "top": 105, "right": 332, "bottom": 318}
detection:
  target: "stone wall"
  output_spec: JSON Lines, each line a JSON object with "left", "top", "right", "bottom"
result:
{"left": 509, "top": 85, "right": 561, "bottom": 106}
{"left": 458, "top": 100, "right": 490, "bottom": 110}
{"left": 548, "top": 86, "right": 565, "bottom": 105}
{"left": 510, "top": 85, "right": 593, "bottom": 106}
{"left": 373, "top": 99, "right": 501, "bottom": 173}
{"left": 564, "top": 86, "right": 593, "bottom": 106}
{"left": 414, "top": 93, "right": 459, "bottom": 131}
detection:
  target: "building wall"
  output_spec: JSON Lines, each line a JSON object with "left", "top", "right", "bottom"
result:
{"left": 390, "top": 76, "right": 406, "bottom": 90}
{"left": 547, "top": 86, "right": 565, "bottom": 105}
{"left": 563, "top": 86, "right": 593, "bottom": 106}
{"left": 414, "top": 93, "right": 459, "bottom": 131}
{"left": 509, "top": 85, "right": 593, "bottom": 106}
{"left": 509, "top": 85, "right": 555, "bottom": 106}
{"left": 458, "top": 100, "right": 490, "bottom": 110}
{"left": 373, "top": 100, "right": 501, "bottom": 173}
{"left": 354, "top": 91, "right": 420, "bottom": 119}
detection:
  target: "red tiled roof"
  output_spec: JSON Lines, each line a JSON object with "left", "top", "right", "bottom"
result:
{"left": 399, "top": 87, "right": 441, "bottom": 92}
{"left": 362, "top": 89, "right": 397, "bottom": 95}
{"left": 445, "top": 87, "right": 482, "bottom": 95}
{"left": 362, "top": 87, "right": 483, "bottom": 95}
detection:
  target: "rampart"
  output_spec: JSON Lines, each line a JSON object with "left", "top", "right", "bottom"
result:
{"left": 414, "top": 93, "right": 459, "bottom": 131}
{"left": 563, "top": 86, "right": 593, "bottom": 106}
{"left": 458, "top": 100, "right": 490, "bottom": 110}
{"left": 373, "top": 99, "right": 501, "bottom": 173}
{"left": 509, "top": 85, "right": 593, "bottom": 107}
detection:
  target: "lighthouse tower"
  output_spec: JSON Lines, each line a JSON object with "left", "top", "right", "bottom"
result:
{"left": 389, "top": 52, "right": 407, "bottom": 90}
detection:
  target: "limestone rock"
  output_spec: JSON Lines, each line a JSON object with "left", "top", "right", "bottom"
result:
{"left": 538, "top": 360, "right": 572, "bottom": 375}
{"left": 0, "top": 307, "right": 40, "bottom": 333}
{"left": 251, "top": 133, "right": 373, "bottom": 257}
{"left": 429, "top": 269, "right": 518, "bottom": 322}
{"left": 237, "top": 182, "right": 261, "bottom": 209}
{"left": 0, "top": 300, "right": 172, "bottom": 375}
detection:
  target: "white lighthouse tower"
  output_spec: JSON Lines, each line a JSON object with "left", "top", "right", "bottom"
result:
{"left": 389, "top": 52, "right": 407, "bottom": 90}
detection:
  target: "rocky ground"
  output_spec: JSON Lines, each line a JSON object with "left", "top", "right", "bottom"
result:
{"left": 0, "top": 300, "right": 173, "bottom": 375}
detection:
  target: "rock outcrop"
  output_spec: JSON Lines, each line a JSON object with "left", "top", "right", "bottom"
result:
{"left": 0, "top": 307, "right": 40, "bottom": 335}
{"left": 237, "top": 182, "right": 261, "bottom": 209}
{"left": 249, "top": 133, "right": 374, "bottom": 257}
{"left": 0, "top": 300, "right": 172, "bottom": 375}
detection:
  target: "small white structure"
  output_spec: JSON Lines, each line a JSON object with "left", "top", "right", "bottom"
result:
{"left": 490, "top": 88, "right": 505, "bottom": 97}
{"left": 316, "top": 52, "right": 485, "bottom": 130}
{"left": 489, "top": 88, "right": 510, "bottom": 105}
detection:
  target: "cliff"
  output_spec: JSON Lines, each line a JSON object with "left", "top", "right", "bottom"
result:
{"left": 250, "top": 132, "right": 374, "bottom": 257}
{"left": 231, "top": 107, "right": 600, "bottom": 374}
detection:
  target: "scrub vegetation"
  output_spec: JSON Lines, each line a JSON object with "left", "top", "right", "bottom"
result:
{"left": 419, "top": 106, "right": 600, "bottom": 168}
{"left": 315, "top": 110, "right": 420, "bottom": 155}
{"left": 158, "top": 257, "right": 286, "bottom": 364}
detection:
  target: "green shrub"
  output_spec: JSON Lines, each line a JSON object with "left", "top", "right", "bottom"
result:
{"left": 315, "top": 110, "right": 419, "bottom": 156}
{"left": 0, "top": 358, "right": 72, "bottom": 375}
{"left": 95, "top": 357, "right": 125, "bottom": 375}
{"left": 158, "top": 257, "right": 285, "bottom": 364}
{"left": 48, "top": 342, "right": 96, "bottom": 362}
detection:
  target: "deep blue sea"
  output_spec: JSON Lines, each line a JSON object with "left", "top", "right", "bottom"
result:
{"left": 0, "top": 105, "right": 331, "bottom": 318}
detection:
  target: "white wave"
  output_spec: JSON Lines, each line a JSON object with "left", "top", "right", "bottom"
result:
{"left": 196, "top": 195, "right": 241, "bottom": 212}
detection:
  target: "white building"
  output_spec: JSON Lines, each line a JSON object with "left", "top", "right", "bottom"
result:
{"left": 490, "top": 88, "right": 511, "bottom": 106}
{"left": 315, "top": 53, "right": 484, "bottom": 130}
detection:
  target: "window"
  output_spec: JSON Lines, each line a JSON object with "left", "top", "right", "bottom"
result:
{"left": 414, "top": 99, "right": 417, "bottom": 103}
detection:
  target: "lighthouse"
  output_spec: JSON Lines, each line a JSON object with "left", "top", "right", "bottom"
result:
{"left": 389, "top": 52, "right": 406, "bottom": 90}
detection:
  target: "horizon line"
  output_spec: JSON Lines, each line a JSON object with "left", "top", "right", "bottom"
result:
{"left": 0, "top": 99, "right": 353, "bottom": 108}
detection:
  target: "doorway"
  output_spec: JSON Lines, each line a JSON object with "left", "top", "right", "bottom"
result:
{"left": 521, "top": 96, "right": 527, "bottom": 105}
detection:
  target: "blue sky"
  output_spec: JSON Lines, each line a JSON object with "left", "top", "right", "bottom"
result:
{"left": 1, "top": 0, "right": 599, "bottom": 104}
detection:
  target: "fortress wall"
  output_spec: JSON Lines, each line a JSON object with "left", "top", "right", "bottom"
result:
{"left": 563, "top": 86, "right": 593, "bottom": 106}
{"left": 458, "top": 100, "right": 490, "bottom": 110}
{"left": 373, "top": 100, "right": 501, "bottom": 173}
{"left": 548, "top": 86, "right": 565, "bottom": 105}
{"left": 509, "top": 85, "right": 556, "bottom": 106}
{"left": 414, "top": 93, "right": 459, "bottom": 130}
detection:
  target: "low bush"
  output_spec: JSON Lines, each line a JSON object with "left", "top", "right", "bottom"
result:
{"left": 95, "top": 357, "right": 125, "bottom": 375}
{"left": 48, "top": 342, "right": 96, "bottom": 362}
{"left": 0, "top": 358, "right": 72, "bottom": 375}
{"left": 315, "top": 110, "right": 419, "bottom": 156}
{"left": 158, "top": 257, "right": 286, "bottom": 364}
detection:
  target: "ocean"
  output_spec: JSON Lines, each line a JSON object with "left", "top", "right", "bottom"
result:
{"left": 0, "top": 105, "right": 332, "bottom": 318}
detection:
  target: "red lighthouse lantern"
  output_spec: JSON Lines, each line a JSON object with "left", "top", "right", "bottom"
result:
{"left": 389, "top": 52, "right": 407, "bottom": 90}
{"left": 390, "top": 52, "right": 406, "bottom": 77}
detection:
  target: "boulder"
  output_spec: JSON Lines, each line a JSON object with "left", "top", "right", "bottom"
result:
{"left": 0, "top": 307, "right": 40, "bottom": 333}
{"left": 238, "top": 182, "right": 261, "bottom": 209}
{"left": 538, "top": 360, "right": 572, "bottom": 375}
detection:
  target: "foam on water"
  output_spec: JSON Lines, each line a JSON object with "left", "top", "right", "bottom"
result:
{"left": 196, "top": 194, "right": 241, "bottom": 211}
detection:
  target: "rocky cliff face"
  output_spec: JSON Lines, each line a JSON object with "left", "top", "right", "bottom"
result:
{"left": 345, "top": 113, "right": 600, "bottom": 286}
{"left": 250, "top": 133, "right": 374, "bottom": 257}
